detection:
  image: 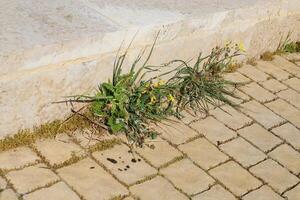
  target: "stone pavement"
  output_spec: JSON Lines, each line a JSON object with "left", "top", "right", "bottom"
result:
{"left": 1, "top": 54, "right": 300, "bottom": 199}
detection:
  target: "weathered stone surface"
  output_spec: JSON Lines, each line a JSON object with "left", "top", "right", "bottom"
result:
{"left": 238, "top": 65, "right": 269, "bottom": 82}
{"left": 268, "top": 144, "right": 300, "bottom": 175}
{"left": 283, "top": 77, "right": 300, "bottom": 92}
{"left": 220, "top": 137, "right": 266, "bottom": 168}
{"left": 0, "top": 189, "right": 19, "bottom": 200}
{"left": 179, "top": 138, "right": 228, "bottom": 170}
{"left": 92, "top": 144, "right": 156, "bottom": 185}
{"left": 192, "top": 184, "right": 236, "bottom": 200}
{"left": 271, "top": 56, "right": 300, "bottom": 78}
{"left": 240, "top": 82, "right": 276, "bottom": 103}
{"left": 223, "top": 72, "right": 251, "bottom": 83}
{"left": 277, "top": 89, "right": 300, "bottom": 109}
{"left": 160, "top": 159, "right": 214, "bottom": 195}
{"left": 23, "top": 182, "right": 80, "bottom": 200}
{"left": 210, "top": 161, "right": 261, "bottom": 196}
{"left": 130, "top": 176, "right": 188, "bottom": 200}
{"left": 0, "top": 147, "right": 40, "bottom": 170}
{"left": 180, "top": 109, "right": 206, "bottom": 124}
{"left": 272, "top": 123, "right": 300, "bottom": 150}
{"left": 284, "top": 184, "right": 300, "bottom": 200}
{"left": 261, "top": 79, "right": 287, "bottom": 93}
{"left": 6, "top": 164, "right": 59, "bottom": 194}
{"left": 250, "top": 159, "right": 299, "bottom": 193}
{"left": 241, "top": 100, "right": 285, "bottom": 129}
{"left": 243, "top": 185, "right": 284, "bottom": 200}
{"left": 57, "top": 158, "right": 128, "bottom": 200}
{"left": 190, "top": 116, "right": 237, "bottom": 145}
{"left": 255, "top": 60, "right": 290, "bottom": 81}
{"left": 225, "top": 89, "right": 250, "bottom": 105}
{"left": 238, "top": 123, "right": 282, "bottom": 152}
{"left": 0, "top": 177, "right": 7, "bottom": 189}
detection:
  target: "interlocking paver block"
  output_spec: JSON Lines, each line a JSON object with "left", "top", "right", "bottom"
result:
{"left": 223, "top": 72, "right": 251, "bottom": 83}
{"left": 271, "top": 56, "right": 300, "bottom": 78}
{"left": 34, "top": 134, "right": 85, "bottom": 166}
{"left": 266, "top": 99, "right": 300, "bottom": 128}
{"left": 240, "top": 82, "right": 276, "bottom": 103}
{"left": 283, "top": 77, "right": 300, "bottom": 92}
{"left": 256, "top": 61, "right": 290, "bottom": 81}
{"left": 180, "top": 109, "right": 206, "bottom": 124}
{"left": 0, "top": 147, "right": 40, "bottom": 170}
{"left": 211, "top": 105, "right": 252, "bottom": 130}
{"left": 93, "top": 144, "right": 157, "bottom": 185}
{"left": 277, "top": 89, "right": 300, "bottom": 109}
{"left": 241, "top": 100, "right": 285, "bottom": 129}
{"left": 210, "top": 161, "right": 261, "bottom": 196}
{"left": 261, "top": 79, "right": 287, "bottom": 93}
{"left": 225, "top": 89, "right": 250, "bottom": 105}
{"left": 179, "top": 138, "right": 228, "bottom": 170}
{"left": 268, "top": 144, "right": 300, "bottom": 175}
{"left": 192, "top": 184, "right": 236, "bottom": 200}
{"left": 238, "top": 124, "right": 282, "bottom": 152}
{"left": 6, "top": 164, "right": 59, "bottom": 194}
{"left": 72, "top": 129, "right": 115, "bottom": 148}
{"left": 130, "top": 176, "right": 188, "bottom": 200}
{"left": 57, "top": 158, "right": 128, "bottom": 200}
{"left": 238, "top": 65, "right": 269, "bottom": 82}
{"left": 250, "top": 159, "right": 299, "bottom": 193}
{"left": 220, "top": 137, "right": 266, "bottom": 168}
{"left": 0, "top": 177, "right": 7, "bottom": 189}
{"left": 283, "top": 184, "right": 300, "bottom": 200}
{"left": 272, "top": 123, "right": 300, "bottom": 150}
{"left": 190, "top": 116, "right": 237, "bottom": 145}
{"left": 161, "top": 159, "right": 214, "bottom": 195}
{"left": 0, "top": 189, "right": 18, "bottom": 200}
{"left": 23, "top": 182, "right": 80, "bottom": 200}
{"left": 243, "top": 185, "right": 284, "bottom": 200}
{"left": 135, "top": 137, "right": 182, "bottom": 168}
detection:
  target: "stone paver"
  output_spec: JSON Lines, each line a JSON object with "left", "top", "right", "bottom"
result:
{"left": 240, "top": 82, "right": 276, "bottom": 103}
{"left": 266, "top": 99, "right": 300, "bottom": 128}
{"left": 256, "top": 61, "right": 290, "bottom": 81}
{"left": 210, "top": 161, "right": 262, "bottom": 196}
{"left": 211, "top": 105, "right": 252, "bottom": 130}
{"left": 220, "top": 137, "right": 266, "bottom": 168}
{"left": 6, "top": 164, "right": 59, "bottom": 194}
{"left": 223, "top": 71, "right": 251, "bottom": 83}
{"left": 243, "top": 185, "right": 284, "bottom": 200}
{"left": 23, "top": 182, "right": 80, "bottom": 200}
{"left": 238, "top": 124, "right": 282, "bottom": 152}
{"left": 283, "top": 77, "right": 300, "bottom": 92}
{"left": 241, "top": 100, "right": 285, "bottom": 129}
{"left": 268, "top": 144, "right": 300, "bottom": 175}
{"left": 283, "top": 184, "right": 300, "bottom": 200}
{"left": 0, "top": 189, "right": 19, "bottom": 200}
{"left": 92, "top": 144, "right": 157, "bottom": 185}
{"left": 277, "top": 89, "right": 300, "bottom": 109}
{"left": 0, "top": 147, "right": 40, "bottom": 170}
{"left": 180, "top": 109, "right": 206, "bottom": 124}
{"left": 161, "top": 159, "right": 214, "bottom": 195}
{"left": 192, "top": 184, "right": 236, "bottom": 200}
{"left": 130, "top": 176, "right": 188, "bottom": 200}
{"left": 72, "top": 129, "right": 115, "bottom": 148}
{"left": 261, "top": 79, "right": 287, "bottom": 93}
{"left": 272, "top": 123, "right": 300, "bottom": 150}
{"left": 272, "top": 56, "right": 300, "bottom": 78}
{"left": 190, "top": 116, "right": 237, "bottom": 145}
{"left": 0, "top": 177, "right": 7, "bottom": 189}
{"left": 238, "top": 65, "right": 269, "bottom": 82}
{"left": 250, "top": 159, "right": 299, "bottom": 193}
{"left": 135, "top": 137, "right": 182, "bottom": 168}
{"left": 179, "top": 138, "right": 228, "bottom": 170}
{"left": 225, "top": 89, "right": 250, "bottom": 105}
{"left": 57, "top": 158, "right": 128, "bottom": 200}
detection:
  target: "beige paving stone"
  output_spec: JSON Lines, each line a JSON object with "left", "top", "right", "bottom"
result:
{"left": 179, "top": 138, "right": 228, "bottom": 170}
{"left": 238, "top": 123, "right": 282, "bottom": 152}
{"left": 240, "top": 82, "right": 276, "bottom": 103}
{"left": 0, "top": 177, "right": 6, "bottom": 189}
{"left": 23, "top": 182, "right": 80, "bottom": 200}
{"left": 0, "top": 189, "right": 18, "bottom": 200}
{"left": 272, "top": 123, "right": 300, "bottom": 150}
{"left": 238, "top": 65, "right": 269, "bottom": 82}
{"left": 93, "top": 144, "right": 156, "bottom": 185}
{"left": 261, "top": 79, "right": 287, "bottom": 93}
{"left": 272, "top": 56, "right": 300, "bottom": 78}
{"left": 283, "top": 77, "right": 300, "bottom": 92}
{"left": 241, "top": 100, "right": 285, "bottom": 129}
{"left": 6, "top": 164, "right": 59, "bottom": 194}
{"left": 180, "top": 109, "right": 207, "bottom": 124}
{"left": 266, "top": 99, "right": 300, "bottom": 128}
{"left": 225, "top": 89, "right": 250, "bottom": 105}
{"left": 135, "top": 137, "right": 182, "bottom": 168}
{"left": 123, "top": 197, "right": 135, "bottom": 200}
{"left": 268, "top": 144, "right": 300, "bottom": 175}
{"left": 283, "top": 184, "right": 300, "bottom": 200}
{"left": 57, "top": 158, "right": 128, "bottom": 200}
{"left": 161, "top": 159, "right": 214, "bottom": 195}
{"left": 277, "top": 89, "right": 300, "bottom": 109}
{"left": 34, "top": 134, "right": 85, "bottom": 167}
{"left": 0, "top": 147, "right": 40, "bottom": 170}
{"left": 256, "top": 61, "right": 290, "bottom": 81}
{"left": 190, "top": 116, "right": 237, "bottom": 145}
{"left": 250, "top": 159, "right": 299, "bottom": 193}
{"left": 130, "top": 176, "right": 188, "bottom": 200}
{"left": 192, "top": 184, "right": 236, "bottom": 200}
{"left": 282, "top": 53, "right": 300, "bottom": 61}
{"left": 243, "top": 185, "right": 284, "bottom": 200}
{"left": 210, "top": 161, "right": 262, "bottom": 196}
{"left": 211, "top": 105, "right": 252, "bottom": 130}
{"left": 220, "top": 137, "right": 266, "bottom": 168}
{"left": 223, "top": 72, "right": 251, "bottom": 83}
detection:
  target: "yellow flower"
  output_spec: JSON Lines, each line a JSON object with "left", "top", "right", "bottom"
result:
{"left": 225, "top": 40, "right": 231, "bottom": 47}
{"left": 158, "top": 79, "right": 165, "bottom": 85}
{"left": 145, "top": 82, "right": 151, "bottom": 88}
{"left": 167, "top": 94, "right": 175, "bottom": 102}
{"left": 150, "top": 96, "right": 157, "bottom": 104}
{"left": 238, "top": 42, "right": 246, "bottom": 52}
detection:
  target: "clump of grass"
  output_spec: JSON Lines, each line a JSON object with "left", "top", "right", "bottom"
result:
{"left": 276, "top": 32, "right": 300, "bottom": 54}
{"left": 88, "top": 138, "right": 122, "bottom": 153}
{"left": 260, "top": 51, "right": 274, "bottom": 61}
{"left": 246, "top": 57, "right": 257, "bottom": 66}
